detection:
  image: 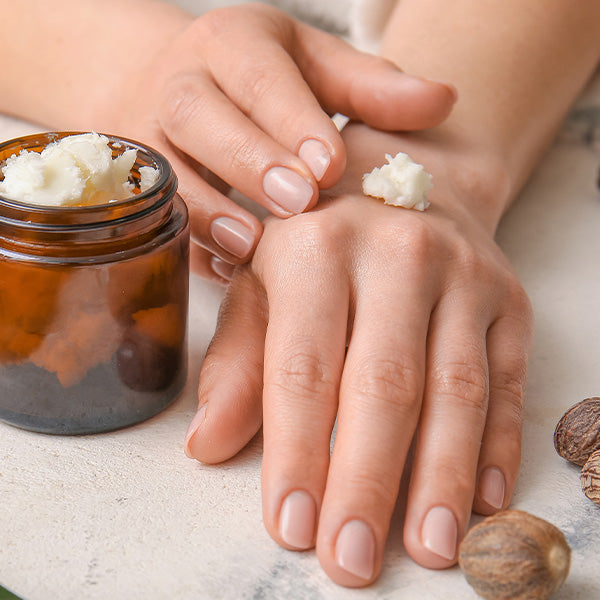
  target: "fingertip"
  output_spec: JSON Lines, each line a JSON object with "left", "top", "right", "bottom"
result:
{"left": 475, "top": 466, "right": 506, "bottom": 514}
{"left": 262, "top": 165, "right": 317, "bottom": 215}
{"left": 184, "top": 404, "right": 207, "bottom": 459}
{"left": 421, "top": 78, "right": 458, "bottom": 105}
{"left": 351, "top": 66, "right": 458, "bottom": 131}
{"left": 403, "top": 505, "right": 460, "bottom": 570}
{"left": 315, "top": 519, "right": 381, "bottom": 588}
{"left": 210, "top": 255, "right": 235, "bottom": 283}
{"left": 298, "top": 139, "right": 331, "bottom": 183}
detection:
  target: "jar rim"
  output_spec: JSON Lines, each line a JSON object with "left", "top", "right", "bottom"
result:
{"left": 0, "top": 131, "right": 174, "bottom": 226}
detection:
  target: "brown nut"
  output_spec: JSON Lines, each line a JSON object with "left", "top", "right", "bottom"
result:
{"left": 554, "top": 397, "right": 600, "bottom": 466}
{"left": 458, "top": 510, "right": 571, "bottom": 600}
{"left": 581, "top": 448, "right": 600, "bottom": 507}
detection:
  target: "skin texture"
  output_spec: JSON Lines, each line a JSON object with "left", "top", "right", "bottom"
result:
{"left": 0, "top": 0, "right": 455, "bottom": 282}
{"left": 1, "top": 0, "right": 600, "bottom": 590}
{"left": 183, "top": 0, "right": 600, "bottom": 588}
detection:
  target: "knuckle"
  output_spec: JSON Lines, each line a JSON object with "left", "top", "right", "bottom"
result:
{"left": 491, "top": 360, "right": 528, "bottom": 416}
{"left": 387, "top": 216, "right": 437, "bottom": 263}
{"left": 269, "top": 342, "right": 338, "bottom": 398}
{"left": 346, "top": 358, "right": 422, "bottom": 419}
{"left": 343, "top": 467, "right": 399, "bottom": 509}
{"left": 192, "top": 7, "right": 246, "bottom": 44}
{"left": 159, "top": 76, "right": 205, "bottom": 135}
{"left": 434, "top": 457, "right": 475, "bottom": 498}
{"left": 233, "top": 64, "right": 280, "bottom": 113}
{"left": 430, "top": 360, "right": 488, "bottom": 415}
{"left": 225, "top": 132, "right": 260, "bottom": 172}
{"left": 453, "top": 242, "right": 490, "bottom": 283}
{"left": 505, "top": 278, "right": 534, "bottom": 321}
{"left": 266, "top": 215, "right": 345, "bottom": 262}
{"left": 289, "top": 217, "right": 344, "bottom": 255}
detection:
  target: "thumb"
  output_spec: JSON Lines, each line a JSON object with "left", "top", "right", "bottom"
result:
{"left": 296, "top": 25, "right": 457, "bottom": 131}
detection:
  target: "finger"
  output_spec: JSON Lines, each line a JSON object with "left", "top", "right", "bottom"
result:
{"left": 154, "top": 141, "right": 263, "bottom": 266}
{"left": 260, "top": 237, "right": 349, "bottom": 552}
{"left": 315, "top": 269, "right": 432, "bottom": 587}
{"left": 189, "top": 241, "right": 234, "bottom": 285}
{"left": 293, "top": 20, "right": 457, "bottom": 131}
{"left": 402, "top": 295, "right": 491, "bottom": 569}
{"left": 202, "top": 8, "right": 455, "bottom": 187}
{"left": 198, "top": 12, "right": 346, "bottom": 189}
{"left": 185, "top": 268, "right": 267, "bottom": 464}
{"left": 159, "top": 72, "right": 319, "bottom": 218}
{"left": 473, "top": 303, "right": 533, "bottom": 515}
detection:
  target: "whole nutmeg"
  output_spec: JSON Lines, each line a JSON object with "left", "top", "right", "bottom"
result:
{"left": 554, "top": 397, "right": 600, "bottom": 466}
{"left": 458, "top": 510, "right": 571, "bottom": 600}
{"left": 581, "top": 448, "right": 600, "bottom": 507}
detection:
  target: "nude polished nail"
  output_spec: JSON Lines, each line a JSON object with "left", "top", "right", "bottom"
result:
{"left": 210, "top": 216, "right": 254, "bottom": 259}
{"left": 479, "top": 467, "right": 506, "bottom": 510}
{"left": 298, "top": 139, "right": 330, "bottom": 182}
{"left": 421, "top": 506, "right": 457, "bottom": 561}
{"left": 184, "top": 404, "right": 206, "bottom": 458}
{"left": 210, "top": 255, "right": 235, "bottom": 282}
{"left": 263, "top": 166, "right": 313, "bottom": 214}
{"left": 279, "top": 490, "right": 316, "bottom": 550}
{"left": 335, "top": 520, "right": 375, "bottom": 581}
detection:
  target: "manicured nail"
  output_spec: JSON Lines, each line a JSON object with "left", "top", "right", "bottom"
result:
{"left": 279, "top": 490, "right": 316, "bottom": 550}
{"left": 263, "top": 166, "right": 313, "bottom": 214}
{"left": 210, "top": 217, "right": 254, "bottom": 259}
{"left": 423, "top": 78, "right": 458, "bottom": 102}
{"left": 479, "top": 467, "right": 506, "bottom": 510}
{"left": 298, "top": 139, "right": 330, "bottom": 182}
{"left": 184, "top": 404, "right": 206, "bottom": 458}
{"left": 421, "top": 506, "right": 457, "bottom": 561}
{"left": 210, "top": 255, "right": 235, "bottom": 282}
{"left": 335, "top": 520, "right": 375, "bottom": 581}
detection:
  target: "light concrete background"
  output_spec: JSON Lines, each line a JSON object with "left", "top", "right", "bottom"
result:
{"left": 1, "top": 68, "right": 599, "bottom": 600}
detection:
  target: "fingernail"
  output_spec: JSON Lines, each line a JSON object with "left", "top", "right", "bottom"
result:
{"left": 298, "top": 139, "right": 330, "bottom": 182}
{"left": 263, "top": 166, "right": 314, "bottom": 214}
{"left": 421, "top": 506, "right": 457, "bottom": 561}
{"left": 335, "top": 520, "right": 375, "bottom": 581}
{"left": 479, "top": 467, "right": 506, "bottom": 510}
{"left": 210, "top": 217, "right": 254, "bottom": 259}
{"left": 279, "top": 490, "right": 316, "bottom": 550}
{"left": 210, "top": 255, "right": 235, "bottom": 282}
{"left": 423, "top": 78, "right": 458, "bottom": 103}
{"left": 184, "top": 404, "right": 206, "bottom": 458}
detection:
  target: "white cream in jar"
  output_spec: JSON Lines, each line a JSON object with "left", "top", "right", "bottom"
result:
{"left": 0, "top": 132, "right": 159, "bottom": 207}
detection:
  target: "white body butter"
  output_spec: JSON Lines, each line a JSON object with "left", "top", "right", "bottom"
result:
{"left": 362, "top": 152, "right": 432, "bottom": 211}
{"left": 0, "top": 132, "right": 158, "bottom": 207}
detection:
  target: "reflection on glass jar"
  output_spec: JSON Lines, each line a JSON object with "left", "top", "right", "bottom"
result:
{"left": 0, "top": 132, "right": 189, "bottom": 434}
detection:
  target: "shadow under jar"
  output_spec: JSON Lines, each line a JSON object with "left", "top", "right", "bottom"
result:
{"left": 0, "top": 132, "right": 189, "bottom": 434}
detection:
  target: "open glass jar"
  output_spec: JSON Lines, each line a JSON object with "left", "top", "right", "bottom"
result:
{"left": 0, "top": 132, "right": 189, "bottom": 434}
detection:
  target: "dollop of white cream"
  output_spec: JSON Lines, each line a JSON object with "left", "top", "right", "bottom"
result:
{"left": 362, "top": 152, "right": 432, "bottom": 211}
{"left": 0, "top": 132, "right": 158, "bottom": 207}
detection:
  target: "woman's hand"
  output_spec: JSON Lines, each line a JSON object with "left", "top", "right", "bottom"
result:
{"left": 87, "top": 2, "right": 456, "bottom": 281}
{"left": 184, "top": 124, "right": 533, "bottom": 586}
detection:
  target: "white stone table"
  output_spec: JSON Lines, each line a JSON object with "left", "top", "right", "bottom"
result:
{"left": 1, "top": 73, "right": 600, "bottom": 599}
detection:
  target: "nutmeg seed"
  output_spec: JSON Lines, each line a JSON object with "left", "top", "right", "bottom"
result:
{"left": 458, "top": 510, "right": 571, "bottom": 600}
{"left": 554, "top": 397, "right": 600, "bottom": 466}
{"left": 581, "top": 448, "right": 600, "bottom": 507}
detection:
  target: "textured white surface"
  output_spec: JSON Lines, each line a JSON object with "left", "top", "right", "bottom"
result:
{"left": 2, "top": 73, "right": 600, "bottom": 598}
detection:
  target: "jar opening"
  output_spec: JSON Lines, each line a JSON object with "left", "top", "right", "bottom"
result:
{"left": 0, "top": 131, "right": 173, "bottom": 226}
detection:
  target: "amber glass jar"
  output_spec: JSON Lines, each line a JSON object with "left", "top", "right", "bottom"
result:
{"left": 0, "top": 132, "right": 189, "bottom": 434}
